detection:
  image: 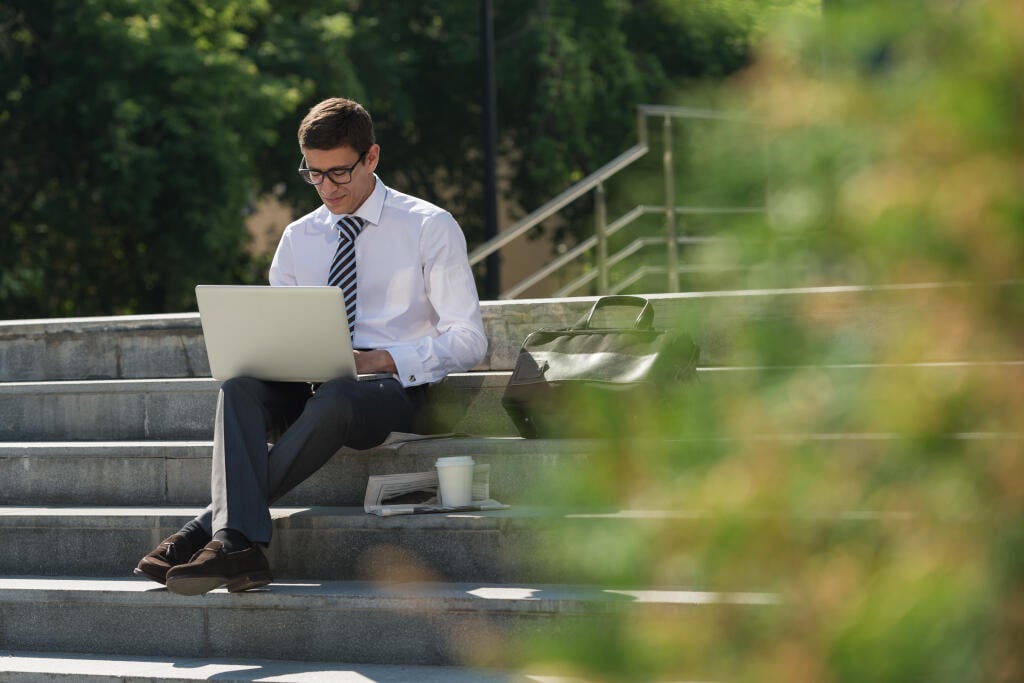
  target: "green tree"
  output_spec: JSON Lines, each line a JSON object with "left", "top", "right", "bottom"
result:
{"left": 0, "top": 0, "right": 355, "bottom": 317}
{"left": 346, "top": 0, "right": 757, "bottom": 247}
{"left": 0, "top": 0, "right": 762, "bottom": 317}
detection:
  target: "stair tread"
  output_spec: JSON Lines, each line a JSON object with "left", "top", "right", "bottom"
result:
{"left": 3, "top": 359, "right": 1023, "bottom": 388}
{"left": 0, "top": 575, "right": 780, "bottom": 609}
{"left": 0, "top": 372, "right": 514, "bottom": 390}
{"left": 0, "top": 435, "right": 591, "bottom": 456}
{"left": 0, "top": 504, "right": 547, "bottom": 527}
{"left": 0, "top": 650, "right": 534, "bottom": 682}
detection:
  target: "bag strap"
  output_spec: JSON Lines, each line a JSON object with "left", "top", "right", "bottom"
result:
{"left": 575, "top": 295, "right": 654, "bottom": 330}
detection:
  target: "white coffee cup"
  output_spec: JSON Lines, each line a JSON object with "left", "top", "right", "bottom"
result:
{"left": 435, "top": 456, "right": 475, "bottom": 507}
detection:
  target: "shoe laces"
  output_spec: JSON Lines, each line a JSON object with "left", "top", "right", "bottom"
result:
{"left": 160, "top": 539, "right": 194, "bottom": 565}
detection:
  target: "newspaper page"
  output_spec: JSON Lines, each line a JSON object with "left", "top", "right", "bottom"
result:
{"left": 363, "top": 464, "right": 509, "bottom": 516}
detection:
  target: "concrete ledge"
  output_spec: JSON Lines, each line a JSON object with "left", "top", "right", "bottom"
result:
{"left": 0, "top": 650, "right": 530, "bottom": 683}
{"left": 4, "top": 362, "right": 1023, "bottom": 441}
{"left": 0, "top": 441, "right": 210, "bottom": 507}
{"left": 3, "top": 281, "right": 1019, "bottom": 382}
{"left": 0, "top": 378, "right": 218, "bottom": 441}
{"left": 0, "top": 576, "right": 777, "bottom": 666}
{"left": 3, "top": 431, "right": 1020, "bottom": 508}
{"left": 0, "top": 506, "right": 567, "bottom": 584}
{"left": 0, "top": 313, "right": 208, "bottom": 383}
{"left": 0, "top": 437, "right": 594, "bottom": 507}
{"left": 0, "top": 373, "right": 519, "bottom": 440}
{"left": 0, "top": 502, "right": 985, "bottom": 584}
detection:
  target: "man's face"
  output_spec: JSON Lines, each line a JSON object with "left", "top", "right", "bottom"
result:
{"left": 301, "top": 144, "right": 379, "bottom": 216}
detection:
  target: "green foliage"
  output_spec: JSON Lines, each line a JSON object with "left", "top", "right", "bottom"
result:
{"left": 0, "top": 0, "right": 304, "bottom": 315}
{"left": 0, "top": 0, "right": 761, "bottom": 317}
{"left": 514, "top": 1, "right": 1024, "bottom": 680}
{"left": 346, "top": 0, "right": 756, "bottom": 247}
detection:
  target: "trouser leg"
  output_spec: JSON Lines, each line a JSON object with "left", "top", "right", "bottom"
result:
{"left": 209, "top": 376, "right": 420, "bottom": 544}
{"left": 267, "top": 377, "right": 421, "bottom": 503}
{"left": 204, "top": 377, "right": 310, "bottom": 543}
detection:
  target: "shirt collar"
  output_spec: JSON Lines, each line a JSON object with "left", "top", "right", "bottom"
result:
{"left": 324, "top": 174, "right": 386, "bottom": 229}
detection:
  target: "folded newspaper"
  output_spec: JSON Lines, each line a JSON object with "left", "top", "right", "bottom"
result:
{"left": 363, "top": 463, "right": 509, "bottom": 516}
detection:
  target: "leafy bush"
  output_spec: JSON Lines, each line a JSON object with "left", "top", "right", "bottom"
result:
{"left": 517, "top": 2, "right": 1024, "bottom": 681}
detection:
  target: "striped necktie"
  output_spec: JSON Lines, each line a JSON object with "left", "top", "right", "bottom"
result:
{"left": 328, "top": 215, "right": 365, "bottom": 339}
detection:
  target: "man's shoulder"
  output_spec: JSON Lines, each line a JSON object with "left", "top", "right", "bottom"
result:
{"left": 283, "top": 205, "right": 332, "bottom": 236}
{"left": 383, "top": 185, "right": 453, "bottom": 222}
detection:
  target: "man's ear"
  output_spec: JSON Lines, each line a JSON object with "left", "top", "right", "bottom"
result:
{"left": 365, "top": 144, "right": 381, "bottom": 173}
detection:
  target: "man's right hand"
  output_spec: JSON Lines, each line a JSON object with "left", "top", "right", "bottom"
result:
{"left": 353, "top": 349, "right": 397, "bottom": 375}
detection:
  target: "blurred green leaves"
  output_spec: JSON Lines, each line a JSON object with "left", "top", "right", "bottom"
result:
{"left": 518, "top": 1, "right": 1024, "bottom": 681}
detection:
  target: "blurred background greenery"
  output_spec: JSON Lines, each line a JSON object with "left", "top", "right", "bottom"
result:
{"left": 517, "top": 1, "right": 1024, "bottom": 681}
{"left": 0, "top": 0, "right": 785, "bottom": 318}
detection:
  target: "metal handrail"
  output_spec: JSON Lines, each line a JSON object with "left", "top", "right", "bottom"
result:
{"left": 503, "top": 205, "right": 752, "bottom": 298}
{"left": 552, "top": 234, "right": 723, "bottom": 298}
{"left": 472, "top": 104, "right": 759, "bottom": 298}
{"left": 608, "top": 263, "right": 747, "bottom": 296}
{"left": 467, "top": 144, "right": 648, "bottom": 266}
{"left": 498, "top": 204, "right": 649, "bottom": 299}
{"left": 609, "top": 236, "right": 719, "bottom": 268}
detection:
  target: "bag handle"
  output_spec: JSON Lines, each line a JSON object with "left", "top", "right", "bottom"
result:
{"left": 576, "top": 295, "right": 654, "bottom": 330}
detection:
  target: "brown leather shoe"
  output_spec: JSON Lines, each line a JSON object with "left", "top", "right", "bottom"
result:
{"left": 134, "top": 533, "right": 195, "bottom": 585}
{"left": 164, "top": 540, "right": 272, "bottom": 596}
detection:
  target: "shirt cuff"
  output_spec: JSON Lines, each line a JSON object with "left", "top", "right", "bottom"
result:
{"left": 386, "top": 344, "right": 427, "bottom": 387}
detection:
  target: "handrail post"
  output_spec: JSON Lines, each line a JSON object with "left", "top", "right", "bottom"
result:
{"left": 595, "top": 181, "right": 608, "bottom": 294}
{"left": 663, "top": 115, "right": 679, "bottom": 292}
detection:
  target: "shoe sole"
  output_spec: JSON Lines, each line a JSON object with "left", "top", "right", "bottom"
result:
{"left": 133, "top": 565, "right": 167, "bottom": 586}
{"left": 166, "top": 571, "right": 273, "bottom": 596}
{"left": 227, "top": 571, "right": 273, "bottom": 593}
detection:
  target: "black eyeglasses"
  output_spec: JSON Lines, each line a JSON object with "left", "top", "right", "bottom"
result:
{"left": 298, "top": 152, "right": 366, "bottom": 186}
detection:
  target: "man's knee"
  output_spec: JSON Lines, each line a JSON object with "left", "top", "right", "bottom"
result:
{"left": 310, "top": 377, "right": 359, "bottom": 400}
{"left": 309, "top": 378, "right": 411, "bottom": 430}
{"left": 307, "top": 378, "right": 359, "bottom": 420}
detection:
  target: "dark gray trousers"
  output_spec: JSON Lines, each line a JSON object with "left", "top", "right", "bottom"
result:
{"left": 193, "top": 375, "right": 423, "bottom": 544}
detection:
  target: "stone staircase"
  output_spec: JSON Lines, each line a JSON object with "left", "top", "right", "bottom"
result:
{"left": 1, "top": 284, "right": 1020, "bottom": 681}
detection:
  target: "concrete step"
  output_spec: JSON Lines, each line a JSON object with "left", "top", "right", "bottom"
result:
{"left": 4, "top": 362, "right": 1022, "bottom": 442}
{"left": 0, "top": 501, "right": 987, "bottom": 585}
{"left": 0, "top": 313, "right": 207, "bottom": 383}
{"left": 0, "top": 506, "right": 581, "bottom": 584}
{"left": 0, "top": 298, "right": 582, "bottom": 382}
{"left": 0, "top": 373, "right": 517, "bottom": 441}
{"left": 0, "top": 651, "right": 538, "bottom": 683}
{"left": 3, "top": 431, "right": 1018, "bottom": 509}
{"left": 0, "top": 379, "right": 218, "bottom": 441}
{"left": 0, "top": 437, "right": 592, "bottom": 507}
{"left": 3, "top": 282, "right": 1018, "bottom": 382}
{"left": 0, "top": 577, "right": 778, "bottom": 667}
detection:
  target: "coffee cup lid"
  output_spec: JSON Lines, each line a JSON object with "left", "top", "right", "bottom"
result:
{"left": 436, "top": 455, "right": 475, "bottom": 466}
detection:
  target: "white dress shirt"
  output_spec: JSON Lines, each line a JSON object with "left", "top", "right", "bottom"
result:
{"left": 269, "top": 176, "right": 487, "bottom": 387}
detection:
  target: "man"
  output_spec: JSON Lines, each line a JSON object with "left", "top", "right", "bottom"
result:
{"left": 134, "top": 97, "right": 487, "bottom": 595}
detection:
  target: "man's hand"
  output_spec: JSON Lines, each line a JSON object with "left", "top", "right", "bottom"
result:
{"left": 353, "top": 349, "right": 397, "bottom": 375}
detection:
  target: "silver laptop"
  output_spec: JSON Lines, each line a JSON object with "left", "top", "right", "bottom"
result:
{"left": 195, "top": 285, "right": 357, "bottom": 382}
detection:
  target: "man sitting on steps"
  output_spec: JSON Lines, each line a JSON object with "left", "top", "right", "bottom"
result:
{"left": 134, "top": 96, "right": 487, "bottom": 595}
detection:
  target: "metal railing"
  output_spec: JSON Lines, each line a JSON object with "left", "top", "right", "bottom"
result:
{"left": 468, "top": 105, "right": 761, "bottom": 299}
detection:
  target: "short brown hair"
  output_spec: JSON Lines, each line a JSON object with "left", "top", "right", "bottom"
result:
{"left": 297, "top": 98, "right": 375, "bottom": 153}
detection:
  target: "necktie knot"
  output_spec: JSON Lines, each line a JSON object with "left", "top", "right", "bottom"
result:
{"left": 337, "top": 215, "right": 364, "bottom": 243}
